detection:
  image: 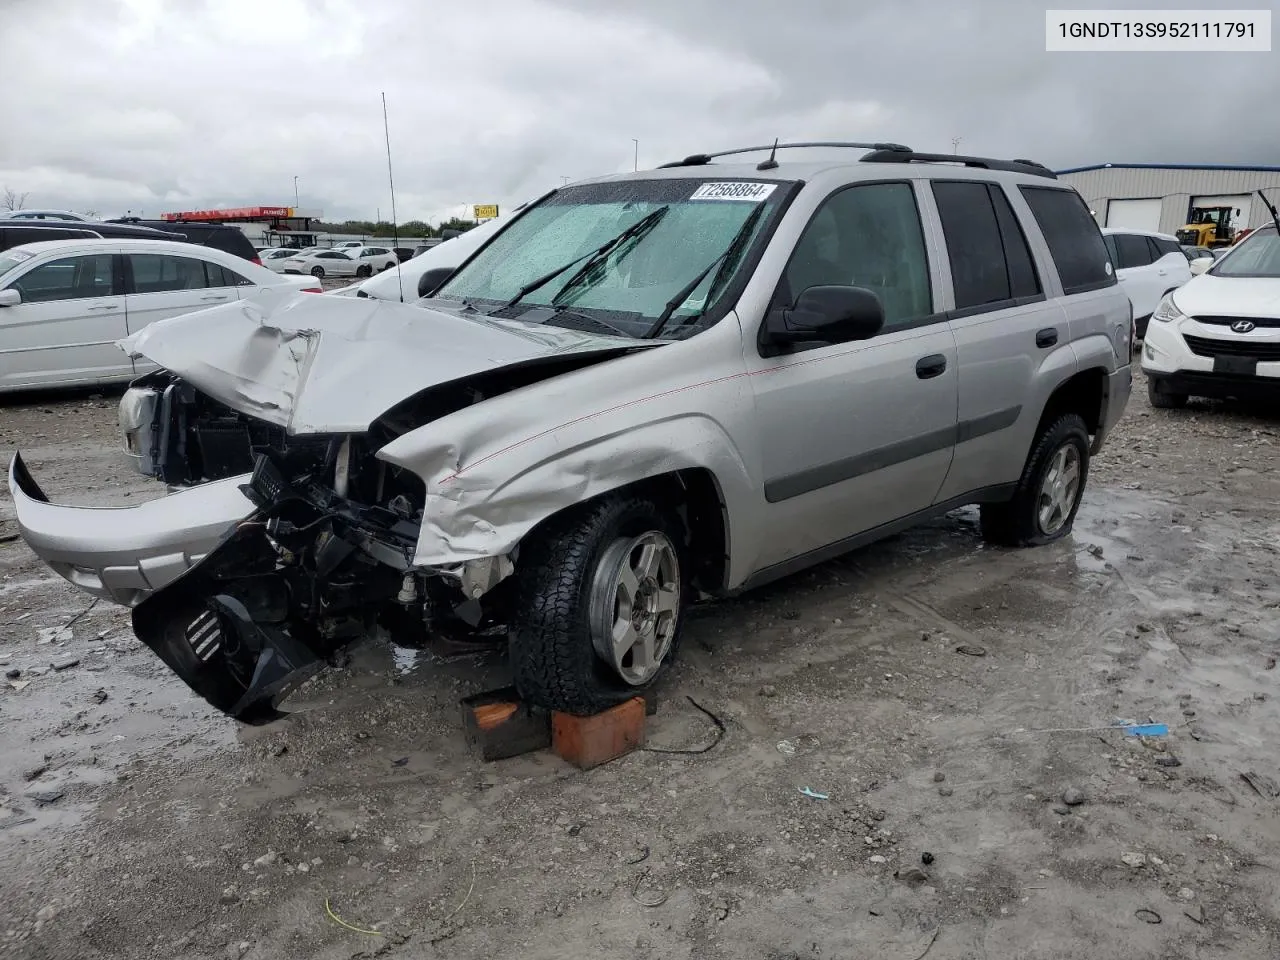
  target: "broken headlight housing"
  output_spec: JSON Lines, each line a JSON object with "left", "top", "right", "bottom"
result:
{"left": 118, "top": 385, "right": 163, "bottom": 476}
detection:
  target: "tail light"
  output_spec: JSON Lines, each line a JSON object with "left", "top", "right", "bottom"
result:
{"left": 251, "top": 257, "right": 263, "bottom": 266}
{"left": 301, "top": 286, "right": 323, "bottom": 294}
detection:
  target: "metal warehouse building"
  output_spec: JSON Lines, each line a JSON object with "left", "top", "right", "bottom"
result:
{"left": 1056, "top": 163, "right": 1280, "bottom": 237}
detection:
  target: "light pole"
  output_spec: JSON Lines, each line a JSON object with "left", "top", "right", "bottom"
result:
{"left": 631, "top": 138, "right": 639, "bottom": 171}
{"left": 293, "top": 176, "right": 299, "bottom": 208}
{"left": 951, "top": 137, "right": 962, "bottom": 155}
{"left": 561, "top": 176, "right": 570, "bottom": 186}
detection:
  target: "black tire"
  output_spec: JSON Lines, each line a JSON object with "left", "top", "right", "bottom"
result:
{"left": 310, "top": 266, "right": 325, "bottom": 279}
{"left": 1147, "top": 377, "right": 1188, "bottom": 409}
{"left": 980, "top": 413, "right": 1090, "bottom": 547}
{"left": 355, "top": 265, "right": 372, "bottom": 278}
{"left": 509, "top": 496, "right": 687, "bottom": 715}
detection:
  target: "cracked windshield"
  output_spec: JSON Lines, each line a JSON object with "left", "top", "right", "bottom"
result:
{"left": 433, "top": 180, "right": 786, "bottom": 337}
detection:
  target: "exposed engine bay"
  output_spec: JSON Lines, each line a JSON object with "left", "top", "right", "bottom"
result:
{"left": 120, "top": 364, "right": 612, "bottom": 723}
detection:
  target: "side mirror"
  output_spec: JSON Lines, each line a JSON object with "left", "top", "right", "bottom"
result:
{"left": 1190, "top": 257, "right": 1213, "bottom": 276}
{"left": 765, "top": 285, "right": 884, "bottom": 346}
{"left": 0, "top": 289, "right": 21, "bottom": 307}
{"left": 418, "top": 266, "right": 455, "bottom": 298}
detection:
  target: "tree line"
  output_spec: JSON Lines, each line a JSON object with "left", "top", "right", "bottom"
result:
{"left": 312, "top": 217, "right": 480, "bottom": 238}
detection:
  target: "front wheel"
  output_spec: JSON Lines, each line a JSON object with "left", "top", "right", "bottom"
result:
{"left": 310, "top": 266, "right": 325, "bottom": 279}
{"left": 509, "top": 496, "right": 686, "bottom": 715}
{"left": 355, "top": 265, "right": 372, "bottom": 278}
{"left": 980, "top": 413, "right": 1090, "bottom": 547}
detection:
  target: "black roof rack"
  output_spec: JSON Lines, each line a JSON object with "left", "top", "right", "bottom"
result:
{"left": 657, "top": 141, "right": 913, "bottom": 169}
{"left": 858, "top": 150, "right": 1058, "bottom": 179}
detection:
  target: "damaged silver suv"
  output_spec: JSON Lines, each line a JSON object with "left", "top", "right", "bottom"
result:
{"left": 10, "top": 143, "right": 1133, "bottom": 723}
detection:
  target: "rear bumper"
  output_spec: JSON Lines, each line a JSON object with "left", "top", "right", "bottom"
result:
{"left": 8, "top": 453, "right": 255, "bottom": 606}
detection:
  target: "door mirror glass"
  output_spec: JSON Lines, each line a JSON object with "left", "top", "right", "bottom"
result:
{"left": 0, "top": 288, "right": 21, "bottom": 307}
{"left": 1190, "top": 257, "right": 1213, "bottom": 275}
{"left": 418, "top": 266, "right": 455, "bottom": 298}
{"left": 765, "top": 285, "right": 884, "bottom": 345}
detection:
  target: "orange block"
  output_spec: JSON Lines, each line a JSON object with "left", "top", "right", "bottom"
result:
{"left": 552, "top": 697, "right": 647, "bottom": 770}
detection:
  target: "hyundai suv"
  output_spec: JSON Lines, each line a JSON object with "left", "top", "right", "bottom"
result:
{"left": 10, "top": 143, "right": 1132, "bottom": 723}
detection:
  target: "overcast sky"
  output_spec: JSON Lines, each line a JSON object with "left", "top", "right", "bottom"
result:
{"left": 1, "top": 0, "right": 1276, "bottom": 224}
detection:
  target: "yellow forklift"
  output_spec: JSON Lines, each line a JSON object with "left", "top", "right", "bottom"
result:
{"left": 1175, "top": 205, "right": 1239, "bottom": 248}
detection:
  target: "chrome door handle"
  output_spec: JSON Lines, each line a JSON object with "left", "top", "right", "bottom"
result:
{"left": 87, "top": 304, "right": 120, "bottom": 311}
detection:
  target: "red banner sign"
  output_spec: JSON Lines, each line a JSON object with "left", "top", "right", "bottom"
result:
{"left": 161, "top": 206, "right": 294, "bottom": 221}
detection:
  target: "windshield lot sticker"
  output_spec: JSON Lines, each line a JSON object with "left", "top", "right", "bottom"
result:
{"left": 689, "top": 182, "right": 777, "bottom": 202}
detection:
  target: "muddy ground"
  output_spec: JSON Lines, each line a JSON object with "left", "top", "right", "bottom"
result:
{"left": 2, "top": 368, "right": 1279, "bottom": 960}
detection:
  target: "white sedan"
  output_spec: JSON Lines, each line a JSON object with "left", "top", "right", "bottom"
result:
{"left": 258, "top": 247, "right": 303, "bottom": 273}
{"left": 0, "top": 238, "right": 321, "bottom": 392}
{"left": 279, "top": 246, "right": 398, "bottom": 279}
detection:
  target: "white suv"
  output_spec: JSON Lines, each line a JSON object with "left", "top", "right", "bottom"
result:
{"left": 1142, "top": 222, "right": 1280, "bottom": 407}
{"left": 1101, "top": 227, "right": 1193, "bottom": 339}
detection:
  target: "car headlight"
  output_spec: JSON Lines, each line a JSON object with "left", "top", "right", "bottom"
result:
{"left": 1151, "top": 295, "right": 1184, "bottom": 324}
{"left": 118, "top": 386, "right": 161, "bottom": 473}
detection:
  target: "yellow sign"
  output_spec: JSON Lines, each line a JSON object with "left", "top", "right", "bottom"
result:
{"left": 473, "top": 204, "right": 499, "bottom": 220}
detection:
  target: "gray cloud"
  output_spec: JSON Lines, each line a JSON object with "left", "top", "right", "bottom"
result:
{"left": 2, "top": 0, "right": 1276, "bottom": 223}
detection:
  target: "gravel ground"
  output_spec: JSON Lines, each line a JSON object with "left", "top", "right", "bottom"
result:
{"left": 2, "top": 366, "right": 1279, "bottom": 959}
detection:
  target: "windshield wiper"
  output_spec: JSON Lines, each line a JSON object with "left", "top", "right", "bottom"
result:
{"left": 550, "top": 205, "right": 671, "bottom": 307}
{"left": 545, "top": 306, "right": 633, "bottom": 339}
{"left": 1257, "top": 189, "right": 1280, "bottom": 239}
{"left": 498, "top": 205, "right": 670, "bottom": 312}
{"left": 641, "top": 201, "right": 767, "bottom": 339}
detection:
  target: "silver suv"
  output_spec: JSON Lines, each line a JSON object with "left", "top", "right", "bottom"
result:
{"left": 9, "top": 142, "right": 1133, "bottom": 723}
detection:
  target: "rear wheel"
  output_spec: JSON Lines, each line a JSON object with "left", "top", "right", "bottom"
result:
{"left": 1147, "top": 377, "right": 1188, "bottom": 409}
{"left": 509, "top": 496, "right": 686, "bottom": 715}
{"left": 310, "top": 266, "right": 325, "bottom": 279}
{"left": 980, "top": 413, "right": 1090, "bottom": 547}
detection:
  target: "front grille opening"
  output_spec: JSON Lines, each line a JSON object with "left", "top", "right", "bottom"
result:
{"left": 185, "top": 610, "right": 222, "bottom": 662}
{"left": 1184, "top": 334, "right": 1280, "bottom": 362}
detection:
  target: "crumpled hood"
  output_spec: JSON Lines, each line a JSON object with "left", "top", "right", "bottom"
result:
{"left": 1173, "top": 273, "right": 1280, "bottom": 318}
{"left": 120, "top": 292, "right": 651, "bottom": 434}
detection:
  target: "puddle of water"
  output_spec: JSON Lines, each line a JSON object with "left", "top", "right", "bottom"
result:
{"left": 391, "top": 644, "right": 423, "bottom": 675}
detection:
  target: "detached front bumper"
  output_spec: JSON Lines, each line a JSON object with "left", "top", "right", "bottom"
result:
{"left": 8, "top": 453, "right": 256, "bottom": 606}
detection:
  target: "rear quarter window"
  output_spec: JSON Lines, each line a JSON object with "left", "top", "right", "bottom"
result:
{"left": 1018, "top": 186, "right": 1117, "bottom": 295}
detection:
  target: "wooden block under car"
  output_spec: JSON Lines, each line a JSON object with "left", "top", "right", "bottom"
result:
{"left": 459, "top": 686, "right": 551, "bottom": 761}
{"left": 552, "top": 696, "right": 647, "bottom": 770}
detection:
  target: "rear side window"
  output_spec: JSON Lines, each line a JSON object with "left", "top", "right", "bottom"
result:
{"left": 1019, "top": 186, "right": 1117, "bottom": 294}
{"left": 218, "top": 263, "right": 254, "bottom": 286}
{"left": 931, "top": 181, "right": 1041, "bottom": 312}
{"left": 1114, "top": 233, "right": 1153, "bottom": 269}
{"left": 1153, "top": 236, "right": 1182, "bottom": 258}
{"left": 129, "top": 254, "right": 211, "bottom": 293}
